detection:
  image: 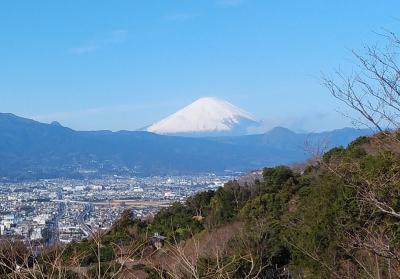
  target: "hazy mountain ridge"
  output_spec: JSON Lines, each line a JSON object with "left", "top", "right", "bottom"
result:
{"left": 0, "top": 113, "right": 370, "bottom": 179}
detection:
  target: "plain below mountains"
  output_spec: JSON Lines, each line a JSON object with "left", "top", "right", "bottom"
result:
{"left": 0, "top": 113, "right": 370, "bottom": 180}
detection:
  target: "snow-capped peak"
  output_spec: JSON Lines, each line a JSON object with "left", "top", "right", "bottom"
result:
{"left": 147, "top": 97, "right": 259, "bottom": 136}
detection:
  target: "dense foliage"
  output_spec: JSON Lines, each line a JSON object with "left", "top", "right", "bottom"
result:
{"left": 135, "top": 133, "right": 400, "bottom": 278}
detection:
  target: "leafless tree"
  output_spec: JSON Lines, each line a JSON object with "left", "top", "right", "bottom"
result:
{"left": 323, "top": 31, "right": 400, "bottom": 132}
{"left": 0, "top": 222, "right": 149, "bottom": 279}
{"left": 145, "top": 223, "right": 270, "bottom": 279}
{"left": 289, "top": 29, "right": 400, "bottom": 278}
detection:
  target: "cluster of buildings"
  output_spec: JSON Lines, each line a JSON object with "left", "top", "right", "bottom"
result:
{"left": 0, "top": 174, "right": 233, "bottom": 245}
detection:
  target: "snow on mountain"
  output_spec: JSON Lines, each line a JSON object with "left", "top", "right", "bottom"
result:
{"left": 147, "top": 97, "right": 260, "bottom": 136}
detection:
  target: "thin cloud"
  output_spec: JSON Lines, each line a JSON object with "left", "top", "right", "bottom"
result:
{"left": 70, "top": 44, "right": 99, "bottom": 55}
{"left": 32, "top": 104, "right": 141, "bottom": 122}
{"left": 247, "top": 112, "right": 350, "bottom": 134}
{"left": 30, "top": 100, "right": 184, "bottom": 130}
{"left": 165, "top": 12, "right": 199, "bottom": 22}
{"left": 69, "top": 29, "right": 128, "bottom": 55}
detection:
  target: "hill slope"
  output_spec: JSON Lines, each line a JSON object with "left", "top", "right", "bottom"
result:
{"left": 48, "top": 131, "right": 400, "bottom": 278}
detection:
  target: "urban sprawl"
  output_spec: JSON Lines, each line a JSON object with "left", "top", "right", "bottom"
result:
{"left": 0, "top": 175, "right": 233, "bottom": 247}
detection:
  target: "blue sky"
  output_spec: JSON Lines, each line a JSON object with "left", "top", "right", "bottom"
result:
{"left": 1, "top": 1, "right": 399, "bottom": 132}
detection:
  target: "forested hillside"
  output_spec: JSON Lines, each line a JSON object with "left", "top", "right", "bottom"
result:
{"left": 2, "top": 131, "right": 400, "bottom": 278}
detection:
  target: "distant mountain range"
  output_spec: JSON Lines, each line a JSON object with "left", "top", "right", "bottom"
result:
{"left": 0, "top": 112, "right": 371, "bottom": 180}
{"left": 146, "top": 97, "right": 260, "bottom": 137}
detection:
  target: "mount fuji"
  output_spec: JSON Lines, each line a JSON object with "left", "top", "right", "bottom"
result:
{"left": 146, "top": 97, "right": 260, "bottom": 136}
